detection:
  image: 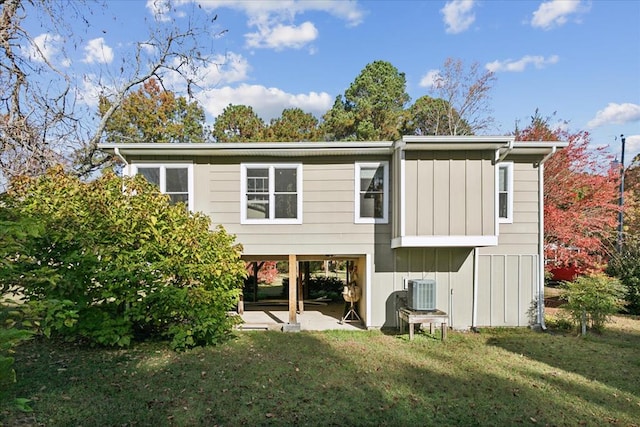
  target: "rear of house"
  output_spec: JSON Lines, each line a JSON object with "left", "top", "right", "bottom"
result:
{"left": 100, "top": 136, "right": 565, "bottom": 330}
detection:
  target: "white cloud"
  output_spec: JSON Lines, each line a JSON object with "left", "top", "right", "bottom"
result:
{"left": 23, "top": 33, "right": 64, "bottom": 64}
{"left": 190, "top": 0, "right": 364, "bottom": 50}
{"left": 531, "top": 0, "right": 586, "bottom": 30}
{"left": 624, "top": 135, "right": 640, "bottom": 163}
{"left": 76, "top": 74, "right": 107, "bottom": 108}
{"left": 145, "top": 0, "right": 190, "bottom": 22}
{"left": 161, "top": 51, "right": 250, "bottom": 93}
{"left": 82, "top": 38, "right": 114, "bottom": 64}
{"left": 441, "top": 0, "right": 476, "bottom": 34}
{"left": 246, "top": 21, "right": 319, "bottom": 50}
{"left": 197, "top": 83, "right": 333, "bottom": 122}
{"left": 485, "top": 55, "right": 559, "bottom": 72}
{"left": 588, "top": 103, "right": 640, "bottom": 128}
{"left": 195, "top": 1, "right": 364, "bottom": 26}
{"left": 419, "top": 70, "right": 441, "bottom": 88}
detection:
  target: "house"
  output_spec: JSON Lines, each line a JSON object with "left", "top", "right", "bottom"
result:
{"left": 99, "top": 135, "right": 566, "bottom": 330}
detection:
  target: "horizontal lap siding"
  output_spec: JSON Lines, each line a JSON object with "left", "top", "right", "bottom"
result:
{"left": 484, "top": 163, "right": 539, "bottom": 255}
{"left": 200, "top": 158, "right": 391, "bottom": 256}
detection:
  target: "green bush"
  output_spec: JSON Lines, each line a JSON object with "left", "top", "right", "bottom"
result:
{"left": 282, "top": 276, "right": 345, "bottom": 300}
{"left": 0, "top": 302, "right": 34, "bottom": 404}
{"left": 560, "top": 273, "right": 626, "bottom": 333}
{"left": 606, "top": 242, "right": 640, "bottom": 315}
{"left": 0, "top": 167, "right": 246, "bottom": 350}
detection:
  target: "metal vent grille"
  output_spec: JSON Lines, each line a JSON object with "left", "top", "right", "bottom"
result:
{"left": 407, "top": 279, "right": 436, "bottom": 311}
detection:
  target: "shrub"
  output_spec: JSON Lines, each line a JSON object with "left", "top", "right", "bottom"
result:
{"left": 606, "top": 242, "right": 640, "bottom": 315}
{"left": 1, "top": 167, "right": 246, "bottom": 350}
{"left": 560, "top": 273, "right": 625, "bottom": 333}
{"left": 282, "top": 276, "right": 345, "bottom": 300}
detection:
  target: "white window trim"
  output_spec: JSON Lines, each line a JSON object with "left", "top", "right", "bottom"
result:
{"left": 240, "top": 163, "right": 303, "bottom": 225}
{"left": 355, "top": 161, "right": 389, "bottom": 224}
{"left": 129, "top": 162, "right": 194, "bottom": 211}
{"left": 497, "top": 162, "right": 513, "bottom": 224}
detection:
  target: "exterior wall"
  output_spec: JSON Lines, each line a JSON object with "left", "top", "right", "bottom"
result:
{"left": 127, "top": 152, "right": 543, "bottom": 330}
{"left": 369, "top": 247, "right": 475, "bottom": 329}
{"left": 477, "top": 161, "right": 541, "bottom": 326}
{"left": 399, "top": 150, "right": 496, "bottom": 240}
{"left": 194, "top": 156, "right": 392, "bottom": 257}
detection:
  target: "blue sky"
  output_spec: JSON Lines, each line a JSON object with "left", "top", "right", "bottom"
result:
{"left": 24, "top": 0, "right": 640, "bottom": 162}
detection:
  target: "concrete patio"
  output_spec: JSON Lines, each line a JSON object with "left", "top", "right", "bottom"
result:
{"left": 237, "top": 300, "right": 366, "bottom": 331}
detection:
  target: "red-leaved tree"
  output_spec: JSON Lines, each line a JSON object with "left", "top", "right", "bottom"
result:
{"left": 516, "top": 113, "right": 620, "bottom": 273}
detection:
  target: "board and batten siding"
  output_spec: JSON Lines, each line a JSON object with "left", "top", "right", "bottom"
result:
{"left": 400, "top": 151, "right": 496, "bottom": 240}
{"left": 199, "top": 157, "right": 392, "bottom": 257}
{"left": 370, "top": 247, "right": 475, "bottom": 329}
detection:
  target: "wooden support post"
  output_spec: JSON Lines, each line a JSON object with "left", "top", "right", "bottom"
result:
{"left": 297, "top": 264, "right": 304, "bottom": 313}
{"left": 288, "top": 254, "right": 297, "bottom": 324}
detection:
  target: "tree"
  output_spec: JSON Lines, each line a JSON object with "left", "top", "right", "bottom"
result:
{"left": 426, "top": 58, "right": 496, "bottom": 135}
{"left": 212, "top": 104, "right": 266, "bottom": 142}
{"left": 1, "top": 167, "right": 246, "bottom": 349}
{"left": 265, "top": 108, "right": 320, "bottom": 142}
{"left": 0, "top": 0, "right": 223, "bottom": 184}
{"left": 99, "top": 79, "right": 210, "bottom": 144}
{"left": 403, "top": 95, "right": 471, "bottom": 136}
{"left": 516, "top": 112, "right": 620, "bottom": 272}
{"left": 322, "top": 60, "right": 409, "bottom": 141}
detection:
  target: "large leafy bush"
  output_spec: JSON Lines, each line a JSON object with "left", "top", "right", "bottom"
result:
{"left": 606, "top": 242, "right": 640, "bottom": 315}
{"left": 0, "top": 167, "right": 245, "bottom": 349}
{"left": 560, "top": 273, "right": 625, "bottom": 333}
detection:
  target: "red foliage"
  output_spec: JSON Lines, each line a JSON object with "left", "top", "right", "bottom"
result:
{"left": 516, "top": 114, "right": 620, "bottom": 272}
{"left": 245, "top": 261, "right": 279, "bottom": 284}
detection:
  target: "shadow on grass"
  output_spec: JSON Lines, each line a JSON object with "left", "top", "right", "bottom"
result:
{"left": 2, "top": 329, "right": 640, "bottom": 426}
{"left": 486, "top": 327, "right": 640, "bottom": 398}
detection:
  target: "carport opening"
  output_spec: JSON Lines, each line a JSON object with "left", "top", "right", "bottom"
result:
{"left": 239, "top": 256, "right": 366, "bottom": 328}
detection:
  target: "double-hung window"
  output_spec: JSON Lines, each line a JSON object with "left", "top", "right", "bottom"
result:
{"left": 241, "top": 164, "right": 302, "bottom": 224}
{"left": 130, "top": 163, "right": 194, "bottom": 211}
{"left": 355, "top": 162, "right": 389, "bottom": 224}
{"left": 498, "top": 162, "right": 513, "bottom": 223}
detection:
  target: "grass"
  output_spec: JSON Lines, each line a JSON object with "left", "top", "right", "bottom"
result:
{"left": 2, "top": 316, "right": 640, "bottom": 426}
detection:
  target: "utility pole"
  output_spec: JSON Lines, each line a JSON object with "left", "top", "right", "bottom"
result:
{"left": 617, "top": 134, "right": 626, "bottom": 252}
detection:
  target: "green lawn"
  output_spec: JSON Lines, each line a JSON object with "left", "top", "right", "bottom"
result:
{"left": 2, "top": 317, "right": 640, "bottom": 426}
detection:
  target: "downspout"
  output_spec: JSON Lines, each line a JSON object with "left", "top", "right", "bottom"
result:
{"left": 536, "top": 146, "right": 556, "bottom": 330}
{"left": 114, "top": 147, "right": 129, "bottom": 175}
{"left": 471, "top": 247, "right": 479, "bottom": 332}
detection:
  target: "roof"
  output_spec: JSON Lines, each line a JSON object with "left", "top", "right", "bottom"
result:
{"left": 98, "top": 136, "right": 568, "bottom": 159}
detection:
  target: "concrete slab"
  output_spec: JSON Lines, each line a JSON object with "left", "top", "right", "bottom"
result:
{"left": 239, "top": 302, "right": 365, "bottom": 332}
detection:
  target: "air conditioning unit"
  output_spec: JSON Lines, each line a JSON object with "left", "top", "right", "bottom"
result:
{"left": 407, "top": 279, "right": 437, "bottom": 311}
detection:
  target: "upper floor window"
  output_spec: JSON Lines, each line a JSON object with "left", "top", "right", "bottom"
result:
{"left": 130, "top": 163, "right": 193, "bottom": 211}
{"left": 355, "top": 162, "right": 389, "bottom": 224}
{"left": 498, "top": 162, "right": 513, "bottom": 223}
{"left": 241, "top": 163, "right": 303, "bottom": 224}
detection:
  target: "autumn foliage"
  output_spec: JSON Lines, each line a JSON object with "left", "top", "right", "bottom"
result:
{"left": 516, "top": 114, "right": 620, "bottom": 273}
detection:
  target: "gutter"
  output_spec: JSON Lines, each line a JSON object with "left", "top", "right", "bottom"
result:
{"left": 114, "top": 147, "right": 128, "bottom": 166}
{"left": 496, "top": 139, "right": 515, "bottom": 163}
{"left": 536, "top": 146, "right": 556, "bottom": 168}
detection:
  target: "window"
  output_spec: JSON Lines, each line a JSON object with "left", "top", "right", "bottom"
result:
{"left": 498, "top": 162, "right": 513, "bottom": 223}
{"left": 131, "top": 163, "right": 193, "bottom": 211}
{"left": 241, "top": 164, "right": 302, "bottom": 224}
{"left": 355, "top": 162, "right": 389, "bottom": 224}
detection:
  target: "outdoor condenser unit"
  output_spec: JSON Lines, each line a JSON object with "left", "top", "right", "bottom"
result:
{"left": 407, "top": 279, "right": 437, "bottom": 311}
